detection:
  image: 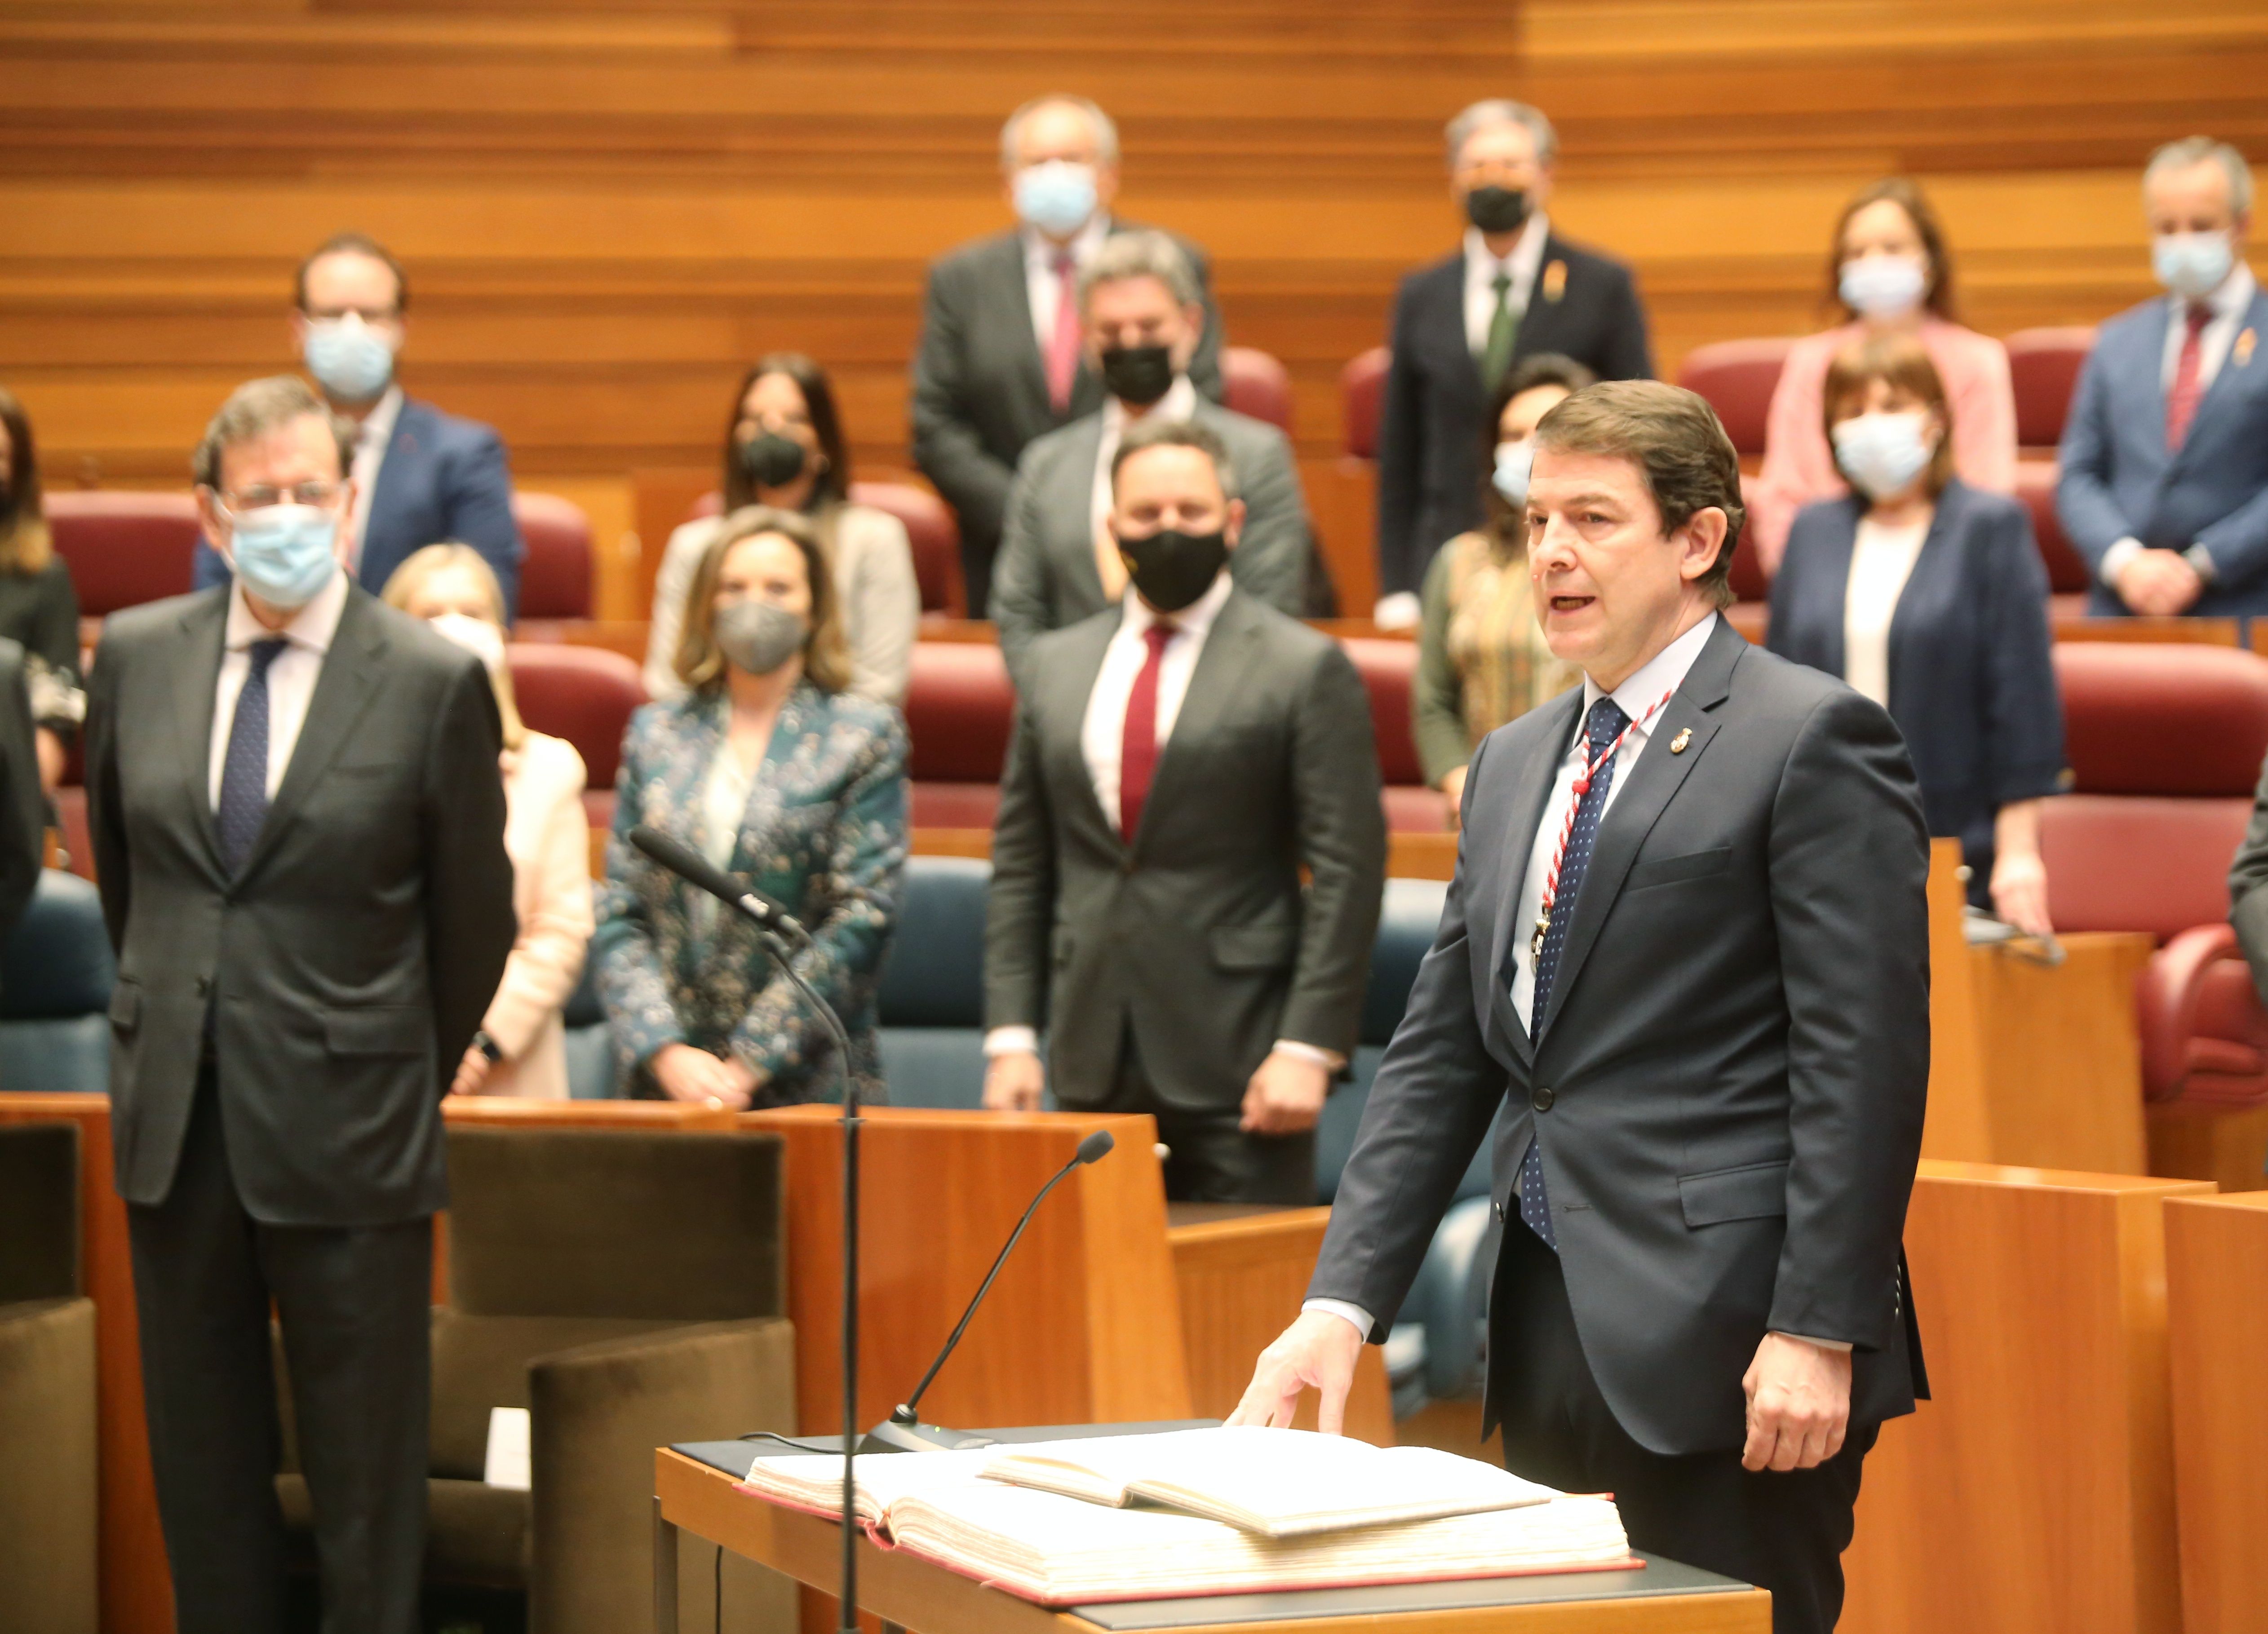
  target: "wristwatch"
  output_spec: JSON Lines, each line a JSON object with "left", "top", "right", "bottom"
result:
{"left": 472, "top": 1030, "right": 504, "bottom": 1065}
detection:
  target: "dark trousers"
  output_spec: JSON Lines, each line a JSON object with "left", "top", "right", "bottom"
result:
{"left": 1487, "top": 1224, "right": 1874, "bottom": 1634}
{"left": 1095, "top": 1032, "right": 1316, "bottom": 1205}
{"left": 127, "top": 1065, "right": 433, "bottom": 1634}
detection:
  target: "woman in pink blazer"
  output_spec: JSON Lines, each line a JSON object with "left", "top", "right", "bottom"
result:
{"left": 384, "top": 544, "right": 594, "bottom": 1099}
{"left": 1751, "top": 178, "right": 2017, "bottom": 575}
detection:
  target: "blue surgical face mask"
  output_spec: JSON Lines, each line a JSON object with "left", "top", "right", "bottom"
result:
{"left": 1013, "top": 160, "right": 1099, "bottom": 239}
{"left": 302, "top": 316, "right": 396, "bottom": 403}
{"left": 1838, "top": 254, "right": 1928, "bottom": 320}
{"left": 1492, "top": 439, "right": 1535, "bottom": 506}
{"left": 226, "top": 504, "right": 341, "bottom": 609}
{"left": 1831, "top": 411, "right": 1936, "bottom": 501}
{"left": 2153, "top": 231, "right": 2236, "bottom": 302}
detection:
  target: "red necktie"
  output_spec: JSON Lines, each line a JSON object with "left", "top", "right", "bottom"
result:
{"left": 1045, "top": 250, "right": 1082, "bottom": 414}
{"left": 2166, "top": 304, "right": 2214, "bottom": 451}
{"left": 1118, "top": 623, "right": 1175, "bottom": 840}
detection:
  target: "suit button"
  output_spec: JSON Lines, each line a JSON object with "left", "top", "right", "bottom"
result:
{"left": 1492, "top": 1201, "right": 1504, "bottom": 1222}
{"left": 1532, "top": 1084, "right": 1555, "bottom": 1112}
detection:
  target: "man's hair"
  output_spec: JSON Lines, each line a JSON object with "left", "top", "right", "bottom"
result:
{"left": 1110, "top": 417, "right": 1240, "bottom": 502}
{"left": 2144, "top": 136, "right": 2255, "bottom": 218}
{"left": 1445, "top": 99, "right": 1558, "bottom": 170}
{"left": 294, "top": 230, "right": 409, "bottom": 314}
{"left": 999, "top": 94, "right": 1119, "bottom": 170}
{"left": 1533, "top": 381, "right": 1745, "bottom": 609}
{"left": 191, "top": 376, "right": 355, "bottom": 489}
{"left": 1821, "top": 333, "right": 1958, "bottom": 499}
{"left": 1078, "top": 230, "right": 1199, "bottom": 310}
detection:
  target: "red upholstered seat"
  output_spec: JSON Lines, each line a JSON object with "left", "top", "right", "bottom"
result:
{"left": 848, "top": 481, "right": 961, "bottom": 616}
{"left": 2139, "top": 925, "right": 2268, "bottom": 1108}
{"left": 46, "top": 490, "right": 201, "bottom": 616}
{"left": 1729, "top": 474, "right": 1770, "bottom": 605}
{"left": 1341, "top": 347, "right": 1390, "bottom": 461}
{"left": 506, "top": 644, "right": 646, "bottom": 805}
{"left": 2012, "top": 460, "right": 2090, "bottom": 595}
{"left": 1675, "top": 338, "right": 1795, "bottom": 458}
{"left": 904, "top": 642, "right": 1013, "bottom": 830}
{"left": 2005, "top": 326, "right": 2096, "bottom": 451}
{"left": 1223, "top": 347, "right": 1293, "bottom": 434}
{"left": 1339, "top": 637, "right": 1423, "bottom": 788}
{"left": 512, "top": 492, "right": 593, "bottom": 620}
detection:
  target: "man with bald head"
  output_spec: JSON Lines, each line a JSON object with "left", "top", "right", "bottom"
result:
{"left": 911, "top": 94, "right": 1225, "bottom": 616}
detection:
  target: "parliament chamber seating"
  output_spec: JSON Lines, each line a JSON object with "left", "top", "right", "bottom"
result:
{"left": 688, "top": 481, "right": 966, "bottom": 618}
{"left": 509, "top": 491, "right": 594, "bottom": 634}
{"left": 0, "top": 1121, "right": 99, "bottom": 1633}
{"left": 2043, "top": 643, "right": 2268, "bottom": 1117}
{"left": 904, "top": 641, "right": 1014, "bottom": 830}
{"left": 2005, "top": 325, "right": 2097, "bottom": 453}
{"left": 277, "top": 1125, "right": 797, "bottom": 1634}
{"left": 2013, "top": 459, "right": 2094, "bottom": 618}
{"left": 1222, "top": 345, "right": 1294, "bottom": 435}
{"left": 873, "top": 854, "right": 991, "bottom": 1109}
{"left": 1675, "top": 338, "right": 1795, "bottom": 458}
{"left": 1340, "top": 347, "right": 1391, "bottom": 463}
{"left": 45, "top": 491, "right": 199, "bottom": 616}
{"left": 505, "top": 643, "right": 646, "bottom": 837}
{"left": 0, "top": 871, "right": 115, "bottom": 1097}
{"left": 1340, "top": 637, "right": 1444, "bottom": 832}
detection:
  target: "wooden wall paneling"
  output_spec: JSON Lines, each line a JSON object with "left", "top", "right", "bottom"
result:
{"left": 1839, "top": 1162, "right": 2212, "bottom": 1634}
{"left": 2162, "top": 1191, "right": 2268, "bottom": 1634}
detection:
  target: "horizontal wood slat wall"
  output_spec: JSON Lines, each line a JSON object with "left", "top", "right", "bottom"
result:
{"left": 5, "top": 0, "right": 2265, "bottom": 616}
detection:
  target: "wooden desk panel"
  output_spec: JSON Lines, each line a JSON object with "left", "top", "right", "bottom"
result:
{"left": 1919, "top": 839, "right": 1990, "bottom": 1162}
{"left": 2163, "top": 1192, "right": 2268, "bottom": 1634}
{"left": 1840, "top": 1162, "right": 2211, "bottom": 1634}
{"left": 1967, "top": 934, "right": 2154, "bottom": 1174}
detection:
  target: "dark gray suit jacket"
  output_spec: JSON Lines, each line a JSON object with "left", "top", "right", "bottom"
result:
{"left": 909, "top": 222, "right": 1224, "bottom": 588}
{"left": 1311, "top": 617, "right": 1930, "bottom": 1456}
{"left": 991, "top": 397, "right": 1310, "bottom": 685}
{"left": 985, "top": 586, "right": 1385, "bottom": 1109}
{"left": 0, "top": 639, "right": 46, "bottom": 948}
{"left": 86, "top": 585, "right": 517, "bottom": 1226}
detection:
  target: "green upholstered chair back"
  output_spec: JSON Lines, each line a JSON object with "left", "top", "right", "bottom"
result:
{"left": 0, "top": 1122, "right": 80, "bottom": 1303}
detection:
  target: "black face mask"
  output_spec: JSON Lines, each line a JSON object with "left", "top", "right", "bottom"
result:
{"left": 1099, "top": 345, "right": 1175, "bottom": 408}
{"left": 1116, "top": 527, "right": 1227, "bottom": 614}
{"left": 1465, "top": 185, "right": 1530, "bottom": 236}
{"left": 737, "top": 431, "right": 807, "bottom": 491}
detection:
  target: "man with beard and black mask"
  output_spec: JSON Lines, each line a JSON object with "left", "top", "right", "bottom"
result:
{"left": 991, "top": 230, "right": 1311, "bottom": 688}
{"left": 982, "top": 418, "right": 1385, "bottom": 1204}
{"left": 1373, "top": 100, "right": 1654, "bottom": 630}
{"left": 191, "top": 232, "right": 525, "bottom": 617}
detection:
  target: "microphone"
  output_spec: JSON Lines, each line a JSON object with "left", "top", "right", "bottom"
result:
{"left": 629, "top": 824, "right": 810, "bottom": 943}
{"left": 861, "top": 1129, "right": 1116, "bottom": 1454}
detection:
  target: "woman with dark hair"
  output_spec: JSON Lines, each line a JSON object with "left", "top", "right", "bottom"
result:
{"left": 0, "top": 390, "right": 85, "bottom": 790}
{"left": 645, "top": 354, "right": 919, "bottom": 703}
{"left": 1411, "top": 353, "right": 1590, "bottom": 822}
{"left": 599, "top": 506, "right": 907, "bottom": 1107}
{"left": 1751, "top": 178, "right": 2017, "bottom": 574}
{"left": 1768, "top": 334, "right": 2062, "bottom": 935}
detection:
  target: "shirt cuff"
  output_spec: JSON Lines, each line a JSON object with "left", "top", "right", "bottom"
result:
{"left": 1271, "top": 1039, "right": 1346, "bottom": 1072}
{"left": 2184, "top": 544, "right": 2218, "bottom": 583}
{"left": 1769, "top": 1331, "right": 1853, "bottom": 1354}
{"left": 1373, "top": 592, "right": 1421, "bottom": 632}
{"left": 983, "top": 1026, "right": 1040, "bottom": 1058}
{"left": 2099, "top": 536, "right": 2146, "bottom": 589}
{"left": 1303, "top": 1298, "right": 1375, "bottom": 1341}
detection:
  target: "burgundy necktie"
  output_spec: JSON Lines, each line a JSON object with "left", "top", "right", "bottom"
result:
{"left": 1045, "top": 250, "right": 1083, "bottom": 413}
{"left": 1117, "top": 624, "right": 1175, "bottom": 840}
{"left": 2166, "top": 303, "right": 2214, "bottom": 451}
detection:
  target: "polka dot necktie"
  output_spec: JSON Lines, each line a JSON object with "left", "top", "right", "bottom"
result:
{"left": 216, "top": 638, "right": 287, "bottom": 875}
{"left": 1517, "top": 694, "right": 1629, "bottom": 1250}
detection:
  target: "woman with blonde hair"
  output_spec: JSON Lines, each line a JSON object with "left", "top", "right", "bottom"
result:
{"left": 0, "top": 389, "right": 86, "bottom": 789}
{"left": 595, "top": 506, "right": 906, "bottom": 1107}
{"left": 382, "top": 542, "right": 594, "bottom": 1098}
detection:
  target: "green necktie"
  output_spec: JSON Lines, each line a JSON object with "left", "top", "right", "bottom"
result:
{"left": 1482, "top": 270, "right": 1518, "bottom": 391}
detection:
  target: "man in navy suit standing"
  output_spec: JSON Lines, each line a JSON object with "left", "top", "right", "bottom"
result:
{"left": 193, "top": 233, "right": 525, "bottom": 617}
{"left": 2060, "top": 137, "right": 2268, "bottom": 618}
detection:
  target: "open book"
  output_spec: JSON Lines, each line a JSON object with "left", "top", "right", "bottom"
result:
{"left": 979, "top": 1426, "right": 1558, "bottom": 1537}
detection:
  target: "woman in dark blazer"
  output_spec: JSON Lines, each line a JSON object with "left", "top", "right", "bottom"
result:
{"left": 595, "top": 505, "right": 908, "bottom": 1106}
{"left": 1768, "top": 332, "right": 2064, "bottom": 932}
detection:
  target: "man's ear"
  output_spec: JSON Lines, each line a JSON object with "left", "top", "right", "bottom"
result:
{"left": 194, "top": 486, "right": 230, "bottom": 556}
{"left": 1222, "top": 497, "right": 1248, "bottom": 551}
{"left": 1677, "top": 506, "right": 1730, "bottom": 584}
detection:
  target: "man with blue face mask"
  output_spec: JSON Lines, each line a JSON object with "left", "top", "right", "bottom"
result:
{"left": 911, "top": 94, "right": 1225, "bottom": 616}
{"left": 87, "top": 374, "right": 516, "bottom": 1634}
{"left": 2060, "top": 136, "right": 2268, "bottom": 616}
{"left": 189, "top": 232, "right": 526, "bottom": 619}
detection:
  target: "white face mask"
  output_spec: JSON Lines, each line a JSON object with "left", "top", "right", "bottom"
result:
{"left": 2152, "top": 231, "right": 2236, "bottom": 301}
{"left": 1491, "top": 439, "right": 1535, "bottom": 506}
{"left": 428, "top": 611, "right": 506, "bottom": 676}
{"left": 1831, "top": 410, "right": 1936, "bottom": 500}
{"left": 1838, "top": 254, "right": 1928, "bottom": 320}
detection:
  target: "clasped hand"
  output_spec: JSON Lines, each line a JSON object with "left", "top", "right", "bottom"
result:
{"left": 983, "top": 1047, "right": 1329, "bottom": 1134}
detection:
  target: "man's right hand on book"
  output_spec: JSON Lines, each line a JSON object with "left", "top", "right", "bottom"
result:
{"left": 1226, "top": 1310, "right": 1364, "bottom": 1434}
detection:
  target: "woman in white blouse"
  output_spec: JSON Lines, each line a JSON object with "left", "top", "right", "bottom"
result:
{"left": 1766, "top": 334, "right": 2065, "bottom": 935}
{"left": 384, "top": 544, "right": 595, "bottom": 1098}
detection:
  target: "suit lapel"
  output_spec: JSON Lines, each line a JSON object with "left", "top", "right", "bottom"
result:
{"left": 170, "top": 593, "right": 230, "bottom": 878}
{"left": 1807, "top": 502, "right": 1865, "bottom": 678}
{"left": 234, "top": 590, "right": 390, "bottom": 884}
{"left": 1484, "top": 687, "right": 1583, "bottom": 1010}
{"left": 2171, "top": 287, "right": 2268, "bottom": 474}
{"left": 1536, "top": 619, "right": 1743, "bottom": 1040}
{"left": 1059, "top": 420, "right": 1112, "bottom": 615}
{"left": 1134, "top": 591, "right": 1265, "bottom": 857}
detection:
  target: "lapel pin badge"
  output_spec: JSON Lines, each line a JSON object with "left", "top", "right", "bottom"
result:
{"left": 1542, "top": 260, "right": 1568, "bottom": 303}
{"left": 2237, "top": 328, "right": 2256, "bottom": 368}
{"left": 1669, "top": 727, "right": 1692, "bottom": 754}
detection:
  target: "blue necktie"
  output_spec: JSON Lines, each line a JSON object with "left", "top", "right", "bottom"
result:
{"left": 1516, "top": 694, "right": 1629, "bottom": 1249}
{"left": 217, "top": 638, "right": 287, "bottom": 875}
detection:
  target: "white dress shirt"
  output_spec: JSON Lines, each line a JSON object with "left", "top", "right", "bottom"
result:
{"left": 207, "top": 565, "right": 350, "bottom": 810}
{"left": 2101, "top": 260, "right": 2258, "bottom": 589}
{"left": 344, "top": 385, "right": 403, "bottom": 573}
{"left": 1089, "top": 375, "right": 1200, "bottom": 553}
{"left": 1462, "top": 215, "right": 1552, "bottom": 356}
{"left": 1023, "top": 216, "right": 1112, "bottom": 357}
{"left": 1841, "top": 516, "right": 1930, "bottom": 708}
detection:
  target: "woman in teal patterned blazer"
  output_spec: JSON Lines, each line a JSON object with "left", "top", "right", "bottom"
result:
{"left": 594, "top": 505, "right": 908, "bottom": 1106}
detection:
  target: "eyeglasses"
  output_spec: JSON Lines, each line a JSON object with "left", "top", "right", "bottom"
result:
{"left": 218, "top": 482, "right": 343, "bottom": 515}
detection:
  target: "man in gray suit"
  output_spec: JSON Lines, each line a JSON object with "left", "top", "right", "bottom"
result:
{"left": 992, "top": 230, "right": 1309, "bottom": 686}
{"left": 1231, "top": 382, "right": 1929, "bottom": 1634}
{"left": 910, "top": 94, "right": 1224, "bottom": 617}
{"left": 86, "top": 376, "right": 517, "bottom": 1634}
{"left": 982, "top": 419, "right": 1384, "bottom": 1202}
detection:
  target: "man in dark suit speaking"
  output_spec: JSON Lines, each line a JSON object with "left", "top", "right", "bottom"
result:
{"left": 1233, "top": 382, "right": 1929, "bottom": 1634}
{"left": 88, "top": 376, "right": 517, "bottom": 1634}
